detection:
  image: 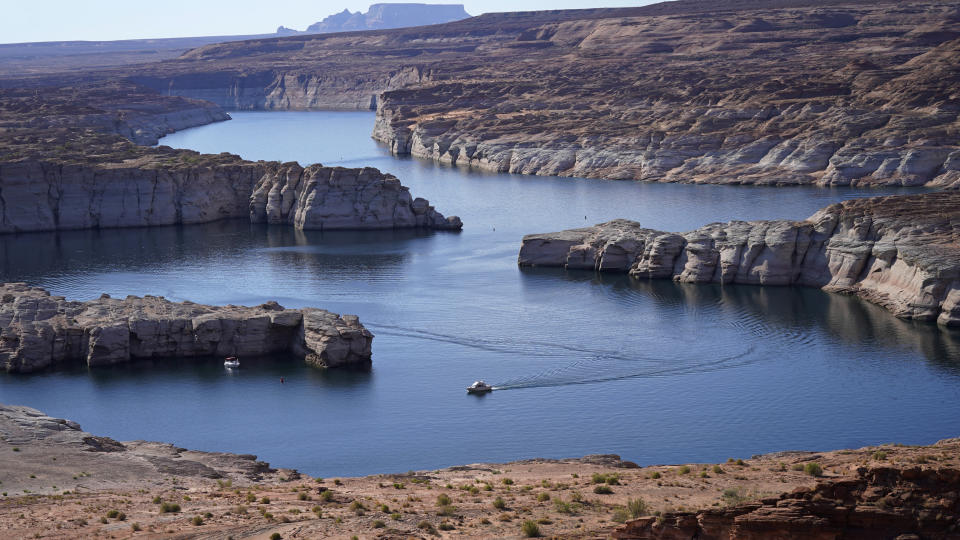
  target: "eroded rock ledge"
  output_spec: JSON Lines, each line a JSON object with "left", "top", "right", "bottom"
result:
{"left": 519, "top": 192, "right": 960, "bottom": 326}
{"left": 614, "top": 466, "right": 960, "bottom": 540}
{"left": 0, "top": 283, "right": 374, "bottom": 373}
{"left": 0, "top": 157, "right": 461, "bottom": 233}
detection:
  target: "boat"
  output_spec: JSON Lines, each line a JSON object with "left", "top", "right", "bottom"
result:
{"left": 224, "top": 357, "right": 240, "bottom": 368}
{"left": 466, "top": 380, "right": 493, "bottom": 394}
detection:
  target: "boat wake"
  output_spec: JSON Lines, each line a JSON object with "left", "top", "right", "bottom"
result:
{"left": 366, "top": 321, "right": 758, "bottom": 391}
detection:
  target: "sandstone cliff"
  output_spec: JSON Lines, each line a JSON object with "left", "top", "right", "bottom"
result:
{"left": 0, "top": 282, "right": 374, "bottom": 373}
{"left": 0, "top": 145, "right": 460, "bottom": 234}
{"left": 614, "top": 465, "right": 960, "bottom": 540}
{"left": 100, "top": 0, "right": 960, "bottom": 187}
{"left": 519, "top": 192, "right": 960, "bottom": 326}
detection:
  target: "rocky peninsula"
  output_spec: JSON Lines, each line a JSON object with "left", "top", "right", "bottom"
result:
{"left": 0, "top": 85, "right": 461, "bottom": 234}
{"left": 520, "top": 192, "right": 960, "bottom": 326}
{"left": 1, "top": 402, "right": 957, "bottom": 539}
{"left": 0, "top": 283, "right": 373, "bottom": 373}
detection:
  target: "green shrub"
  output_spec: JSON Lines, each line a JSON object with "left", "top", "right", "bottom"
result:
{"left": 270, "top": 534, "right": 282, "bottom": 540}
{"left": 493, "top": 496, "right": 507, "bottom": 510}
{"left": 436, "top": 493, "right": 452, "bottom": 507}
{"left": 627, "top": 497, "right": 648, "bottom": 518}
{"left": 677, "top": 465, "right": 691, "bottom": 475}
{"left": 873, "top": 451, "right": 888, "bottom": 461}
{"left": 521, "top": 520, "right": 541, "bottom": 537}
{"left": 106, "top": 510, "right": 120, "bottom": 519}
{"left": 791, "top": 463, "right": 805, "bottom": 471}
{"left": 298, "top": 492, "right": 310, "bottom": 501}
{"left": 712, "top": 465, "right": 725, "bottom": 474}
{"left": 417, "top": 520, "right": 436, "bottom": 533}
{"left": 390, "top": 512, "right": 402, "bottom": 520}
{"left": 152, "top": 496, "right": 162, "bottom": 504}
{"left": 721, "top": 487, "right": 749, "bottom": 506}
{"left": 804, "top": 462, "right": 823, "bottom": 477}
{"left": 260, "top": 496, "right": 271, "bottom": 504}
{"left": 537, "top": 492, "right": 550, "bottom": 502}
{"left": 439, "top": 521, "right": 455, "bottom": 530}
{"left": 160, "top": 502, "right": 181, "bottom": 513}
{"left": 593, "top": 485, "right": 613, "bottom": 495}
{"left": 437, "top": 505, "right": 456, "bottom": 516}
{"left": 191, "top": 516, "right": 203, "bottom": 526}
{"left": 554, "top": 499, "right": 574, "bottom": 514}
{"left": 320, "top": 490, "right": 334, "bottom": 502}
{"left": 650, "top": 471, "right": 661, "bottom": 479}
{"left": 612, "top": 507, "right": 631, "bottom": 523}
{"left": 502, "top": 478, "right": 514, "bottom": 485}
{"left": 372, "top": 519, "right": 386, "bottom": 528}
{"left": 131, "top": 523, "right": 141, "bottom": 531}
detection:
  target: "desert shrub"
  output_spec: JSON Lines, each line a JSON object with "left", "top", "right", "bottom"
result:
{"left": 130, "top": 523, "right": 141, "bottom": 531}
{"left": 593, "top": 485, "right": 613, "bottom": 495}
{"left": 873, "top": 451, "right": 888, "bottom": 461}
{"left": 260, "top": 496, "right": 271, "bottom": 504}
{"left": 537, "top": 492, "right": 550, "bottom": 502}
{"left": 502, "top": 478, "right": 514, "bottom": 485}
{"left": 320, "top": 490, "right": 334, "bottom": 502}
{"left": 372, "top": 519, "right": 386, "bottom": 528}
{"left": 627, "top": 497, "right": 648, "bottom": 518}
{"left": 436, "top": 493, "right": 452, "bottom": 506}
{"left": 804, "top": 462, "right": 823, "bottom": 477}
{"left": 612, "top": 507, "right": 631, "bottom": 523}
{"left": 439, "top": 521, "right": 455, "bottom": 530}
{"left": 298, "top": 492, "right": 310, "bottom": 501}
{"left": 677, "top": 465, "right": 691, "bottom": 475}
{"left": 721, "top": 487, "right": 750, "bottom": 506}
{"left": 712, "top": 465, "right": 725, "bottom": 474}
{"left": 191, "top": 516, "right": 203, "bottom": 526}
{"left": 493, "top": 496, "right": 507, "bottom": 510}
{"left": 270, "top": 534, "right": 282, "bottom": 540}
{"left": 106, "top": 510, "right": 120, "bottom": 519}
{"left": 521, "top": 520, "right": 541, "bottom": 537}
{"left": 160, "top": 502, "right": 181, "bottom": 513}
{"left": 649, "top": 471, "right": 661, "bottom": 479}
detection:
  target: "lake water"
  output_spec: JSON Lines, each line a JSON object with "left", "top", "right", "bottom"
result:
{"left": 2, "top": 111, "right": 958, "bottom": 477}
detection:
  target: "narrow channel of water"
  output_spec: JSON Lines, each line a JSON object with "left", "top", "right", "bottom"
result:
{"left": 1, "top": 111, "right": 957, "bottom": 477}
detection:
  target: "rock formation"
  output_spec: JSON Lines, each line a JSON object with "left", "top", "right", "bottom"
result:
{"left": 613, "top": 466, "right": 960, "bottom": 540}
{"left": 303, "top": 4, "right": 470, "bottom": 34}
{"left": 103, "top": 0, "right": 960, "bottom": 187}
{"left": 518, "top": 192, "right": 960, "bottom": 326}
{"left": 0, "top": 282, "right": 374, "bottom": 373}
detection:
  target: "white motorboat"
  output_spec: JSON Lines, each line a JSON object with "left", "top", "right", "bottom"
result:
{"left": 224, "top": 357, "right": 240, "bottom": 368}
{"left": 466, "top": 380, "right": 493, "bottom": 394}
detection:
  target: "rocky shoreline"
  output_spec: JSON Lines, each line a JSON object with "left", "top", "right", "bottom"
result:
{"left": 519, "top": 192, "right": 960, "bottom": 326}
{"left": 1, "top": 402, "right": 957, "bottom": 539}
{"left": 0, "top": 283, "right": 374, "bottom": 373}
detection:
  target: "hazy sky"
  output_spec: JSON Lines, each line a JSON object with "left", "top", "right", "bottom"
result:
{"left": 1, "top": 1, "right": 652, "bottom": 44}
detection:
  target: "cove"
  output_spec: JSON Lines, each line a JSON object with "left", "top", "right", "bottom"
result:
{"left": 1, "top": 111, "right": 958, "bottom": 478}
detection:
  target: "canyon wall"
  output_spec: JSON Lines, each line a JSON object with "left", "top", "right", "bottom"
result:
{"left": 518, "top": 192, "right": 960, "bottom": 326}
{"left": 0, "top": 283, "right": 374, "bottom": 373}
{"left": 0, "top": 158, "right": 460, "bottom": 234}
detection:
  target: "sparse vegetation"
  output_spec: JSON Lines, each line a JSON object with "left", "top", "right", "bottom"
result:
{"left": 522, "top": 519, "right": 541, "bottom": 537}
{"left": 593, "top": 485, "right": 614, "bottom": 495}
{"left": 804, "top": 462, "right": 823, "bottom": 477}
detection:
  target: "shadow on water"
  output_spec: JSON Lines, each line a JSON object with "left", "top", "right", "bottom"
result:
{"left": 519, "top": 266, "right": 960, "bottom": 374}
{"left": 0, "top": 221, "right": 443, "bottom": 292}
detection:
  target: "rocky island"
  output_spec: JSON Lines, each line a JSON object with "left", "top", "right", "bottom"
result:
{"left": 0, "top": 283, "right": 373, "bottom": 373}
{"left": 520, "top": 192, "right": 960, "bottom": 326}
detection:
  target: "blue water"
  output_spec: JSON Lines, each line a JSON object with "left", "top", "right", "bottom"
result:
{"left": 1, "top": 111, "right": 958, "bottom": 477}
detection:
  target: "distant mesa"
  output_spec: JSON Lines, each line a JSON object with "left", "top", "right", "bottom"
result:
{"left": 279, "top": 3, "right": 471, "bottom": 35}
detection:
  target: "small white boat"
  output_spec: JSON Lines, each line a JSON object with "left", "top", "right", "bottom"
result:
{"left": 467, "top": 380, "right": 493, "bottom": 394}
{"left": 224, "top": 357, "right": 240, "bottom": 368}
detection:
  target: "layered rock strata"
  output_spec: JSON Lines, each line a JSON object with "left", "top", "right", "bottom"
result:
{"left": 0, "top": 155, "right": 460, "bottom": 233}
{"left": 614, "top": 466, "right": 960, "bottom": 540}
{"left": 0, "top": 282, "right": 374, "bottom": 373}
{"left": 518, "top": 192, "right": 960, "bottom": 326}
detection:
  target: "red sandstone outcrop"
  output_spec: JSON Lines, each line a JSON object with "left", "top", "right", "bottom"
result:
{"left": 0, "top": 283, "right": 374, "bottom": 373}
{"left": 519, "top": 192, "right": 960, "bottom": 326}
{"left": 614, "top": 466, "right": 960, "bottom": 540}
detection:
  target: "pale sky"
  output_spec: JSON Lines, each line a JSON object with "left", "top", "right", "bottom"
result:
{"left": 1, "top": 1, "right": 652, "bottom": 44}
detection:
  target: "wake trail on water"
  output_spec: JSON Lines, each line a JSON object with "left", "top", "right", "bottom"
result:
{"left": 366, "top": 321, "right": 758, "bottom": 390}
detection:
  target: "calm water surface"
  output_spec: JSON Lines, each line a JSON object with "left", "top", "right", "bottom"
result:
{"left": 2, "top": 111, "right": 958, "bottom": 477}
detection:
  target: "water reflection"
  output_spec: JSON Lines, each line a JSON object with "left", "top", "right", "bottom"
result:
{"left": 519, "top": 266, "right": 960, "bottom": 371}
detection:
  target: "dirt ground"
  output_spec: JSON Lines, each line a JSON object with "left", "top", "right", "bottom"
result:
{"left": 3, "top": 415, "right": 958, "bottom": 540}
